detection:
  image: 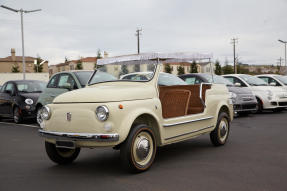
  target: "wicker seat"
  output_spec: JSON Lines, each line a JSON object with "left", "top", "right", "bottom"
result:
{"left": 160, "top": 89, "right": 191, "bottom": 118}
{"left": 159, "top": 84, "right": 211, "bottom": 118}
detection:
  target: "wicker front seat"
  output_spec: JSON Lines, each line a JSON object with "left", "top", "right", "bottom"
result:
{"left": 160, "top": 89, "right": 191, "bottom": 118}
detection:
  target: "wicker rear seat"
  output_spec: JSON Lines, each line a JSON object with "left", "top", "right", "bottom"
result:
{"left": 159, "top": 84, "right": 211, "bottom": 118}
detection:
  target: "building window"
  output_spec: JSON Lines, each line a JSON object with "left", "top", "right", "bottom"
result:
{"left": 70, "top": 65, "right": 74, "bottom": 70}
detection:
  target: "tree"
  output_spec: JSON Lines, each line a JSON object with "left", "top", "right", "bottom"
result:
{"left": 190, "top": 61, "right": 198, "bottom": 73}
{"left": 97, "top": 49, "right": 103, "bottom": 59}
{"left": 177, "top": 65, "right": 185, "bottom": 75}
{"left": 134, "top": 64, "right": 140, "bottom": 72}
{"left": 214, "top": 60, "right": 222, "bottom": 75}
{"left": 65, "top": 56, "right": 68, "bottom": 63}
{"left": 120, "top": 65, "right": 129, "bottom": 75}
{"left": 34, "top": 56, "right": 44, "bottom": 73}
{"left": 76, "top": 60, "right": 83, "bottom": 70}
{"left": 11, "top": 64, "right": 20, "bottom": 73}
{"left": 164, "top": 64, "right": 172, "bottom": 73}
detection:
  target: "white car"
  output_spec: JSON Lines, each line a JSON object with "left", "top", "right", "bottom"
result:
{"left": 223, "top": 74, "right": 287, "bottom": 112}
{"left": 256, "top": 74, "right": 287, "bottom": 91}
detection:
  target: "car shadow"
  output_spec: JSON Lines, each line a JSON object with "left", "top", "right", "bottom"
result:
{"left": 44, "top": 137, "right": 213, "bottom": 175}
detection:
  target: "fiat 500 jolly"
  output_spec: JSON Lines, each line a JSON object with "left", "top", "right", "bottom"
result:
{"left": 39, "top": 53, "right": 234, "bottom": 172}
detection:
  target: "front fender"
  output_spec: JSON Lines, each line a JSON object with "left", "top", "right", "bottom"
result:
{"left": 116, "top": 98, "right": 162, "bottom": 144}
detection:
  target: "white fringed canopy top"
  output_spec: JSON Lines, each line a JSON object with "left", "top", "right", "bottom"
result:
{"left": 97, "top": 52, "right": 212, "bottom": 65}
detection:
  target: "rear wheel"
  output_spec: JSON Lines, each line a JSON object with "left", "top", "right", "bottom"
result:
{"left": 13, "top": 107, "right": 23, "bottom": 124}
{"left": 120, "top": 124, "right": 157, "bottom": 173}
{"left": 210, "top": 112, "right": 230, "bottom": 146}
{"left": 45, "top": 141, "right": 80, "bottom": 165}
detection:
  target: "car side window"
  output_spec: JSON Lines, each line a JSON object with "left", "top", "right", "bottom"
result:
{"left": 47, "top": 75, "right": 59, "bottom": 88}
{"left": 184, "top": 77, "right": 196, "bottom": 84}
{"left": 259, "top": 77, "right": 269, "bottom": 84}
{"left": 4, "top": 83, "right": 16, "bottom": 94}
{"left": 195, "top": 77, "right": 203, "bottom": 84}
{"left": 269, "top": 78, "right": 281, "bottom": 86}
{"left": 57, "top": 74, "right": 77, "bottom": 89}
{"left": 225, "top": 77, "right": 247, "bottom": 87}
{"left": 225, "top": 77, "right": 234, "bottom": 84}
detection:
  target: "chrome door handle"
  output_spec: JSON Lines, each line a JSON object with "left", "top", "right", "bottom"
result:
{"left": 50, "top": 95, "right": 57, "bottom": 97}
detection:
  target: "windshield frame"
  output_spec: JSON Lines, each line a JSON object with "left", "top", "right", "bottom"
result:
{"left": 73, "top": 71, "right": 94, "bottom": 87}
{"left": 88, "top": 61, "right": 158, "bottom": 86}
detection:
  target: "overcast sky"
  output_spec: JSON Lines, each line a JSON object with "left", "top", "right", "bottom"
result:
{"left": 0, "top": 0, "right": 286, "bottom": 66}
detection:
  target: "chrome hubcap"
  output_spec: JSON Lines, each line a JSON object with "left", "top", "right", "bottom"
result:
{"left": 136, "top": 137, "right": 150, "bottom": 160}
{"left": 219, "top": 119, "right": 228, "bottom": 142}
{"left": 132, "top": 131, "right": 154, "bottom": 166}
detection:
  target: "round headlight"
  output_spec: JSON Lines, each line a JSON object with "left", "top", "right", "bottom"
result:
{"left": 25, "top": 98, "right": 33, "bottom": 105}
{"left": 229, "top": 92, "right": 237, "bottom": 99}
{"left": 41, "top": 106, "right": 51, "bottom": 120}
{"left": 96, "top": 106, "right": 109, "bottom": 121}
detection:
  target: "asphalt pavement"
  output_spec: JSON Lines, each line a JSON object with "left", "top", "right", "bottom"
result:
{"left": 0, "top": 111, "right": 286, "bottom": 191}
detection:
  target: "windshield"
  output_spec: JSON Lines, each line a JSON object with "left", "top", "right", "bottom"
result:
{"left": 239, "top": 75, "right": 267, "bottom": 86}
{"left": 74, "top": 71, "right": 93, "bottom": 87}
{"left": 274, "top": 75, "right": 287, "bottom": 85}
{"left": 89, "top": 61, "right": 157, "bottom": 85}
{"left": 201, "top": 74, "right": 233, "bottom": 86}
{"left": 16, "top": 81, "right": 46, "bottom": 93}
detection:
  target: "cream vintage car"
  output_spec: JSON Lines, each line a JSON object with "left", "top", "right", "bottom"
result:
{"left": 39, "top": 53, "right": 234, "bottom": 172}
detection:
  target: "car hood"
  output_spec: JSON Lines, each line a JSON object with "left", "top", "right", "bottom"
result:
{"left": 53, "top": 83, "right": 156, "bottom": 103}
{"left": 19, "top": 92, "right": 42, "bottom": 105}
{"left": 228, "top": 86, "right": 253, "bottom": 95}
{"left": 250, "top": 86, "right": 286, "bottom": 93}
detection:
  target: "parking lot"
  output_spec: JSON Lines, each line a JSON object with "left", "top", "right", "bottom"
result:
{"left": 0, "top": 111, "right": 286, "bottom": 191}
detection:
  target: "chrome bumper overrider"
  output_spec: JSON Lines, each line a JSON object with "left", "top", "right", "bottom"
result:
{"left": 39, "top": 130, "right": 119, "bottom": 142}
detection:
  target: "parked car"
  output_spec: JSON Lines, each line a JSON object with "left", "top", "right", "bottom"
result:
{"left": 121, "top": 72, "right": 188, "bottom": 86}
{"left": 0, "top": 80, "right": 46, "bottom": 123}
{"left": 256, "top": 74, "right": 287, "bottom": 90}
{"left": 36, "top": 70, "right": 93, "bottom": 125}
{"left": 39, "top": 53, "right": 233, "bottom": 172}
{"left": 179, "top": 73, "right": 257, "bottom": 115}
{"left": 223, "top": 74, "right": 287, "bottom": 112}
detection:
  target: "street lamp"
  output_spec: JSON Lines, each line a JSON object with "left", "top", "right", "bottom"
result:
{"left": 1, "top": 5, "right": 41, "bottom": 80}
{"left": 278, "top": 39, "right": 287, "bottom": 75}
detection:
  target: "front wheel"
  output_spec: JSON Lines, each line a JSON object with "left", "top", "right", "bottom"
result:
{"left": 36, "top": 106, "right": 43, "bottom": 125}
{"left": 13, "top": 107, "right": 23, "bottom": 124}
{"left": 210, "top": 112, "right": 230, "bottom": 146}
{"left": 120, "top": 124, "right": 157, "bottom": 173}
{"left": 45, "top": 141, "right": 80, "bottom": 165}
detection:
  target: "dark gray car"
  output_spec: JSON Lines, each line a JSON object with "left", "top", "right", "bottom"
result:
{"left": 179, "top": 73, "right": 258, "bottom": 115}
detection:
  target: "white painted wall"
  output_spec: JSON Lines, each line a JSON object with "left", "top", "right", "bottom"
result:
{"left": 0, "top": 73, "right": 49, "bottom": 85}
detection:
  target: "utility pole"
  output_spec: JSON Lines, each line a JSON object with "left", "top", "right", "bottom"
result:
{"left": 1, "top": 5, "right": 41, "bottom": 80}
{"left": 278, "top": 39, "right": 287, "bottom": 75}
{"left": 277, "top": 57, "right": 284, "bottom": 74}
{"left": 231, "top": 38, "right": 238, "bottom": 74}
{"left": 135, "top": 28, "right": 142, "bottom": 54}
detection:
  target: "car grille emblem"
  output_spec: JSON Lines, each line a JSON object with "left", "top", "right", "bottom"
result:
{"left": 66, "top": 112, "right": 72, "bottom": 121}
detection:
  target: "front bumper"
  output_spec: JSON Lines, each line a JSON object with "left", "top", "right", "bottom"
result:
{"left": 39, "top": 130, "right": 119, "bottom": 142}
{"left": 233, "top": 103, "right": 257, "bottom": 112}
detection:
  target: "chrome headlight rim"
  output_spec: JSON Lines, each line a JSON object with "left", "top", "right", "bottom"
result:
{"left": 96, "top": 105, "right": 109, "bottom": 121}
{"left": 25, "top": 98, "right": 34, "bottom": 105}
{"left": 41, "top": 106, "right": 51, "bottom": 120}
